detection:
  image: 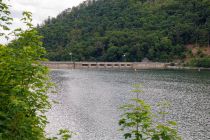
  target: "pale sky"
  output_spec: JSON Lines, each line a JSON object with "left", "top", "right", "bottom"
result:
{"left": 1, "top": 0, "right": 86, "bottom": 44}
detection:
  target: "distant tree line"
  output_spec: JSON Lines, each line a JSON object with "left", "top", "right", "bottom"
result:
{"left": 38, "top": 0, "right": 210, "bottom": 62}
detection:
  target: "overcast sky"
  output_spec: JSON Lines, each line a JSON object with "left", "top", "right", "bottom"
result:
{"left": 1, "top": 0, "right": 86, "bottom": 44}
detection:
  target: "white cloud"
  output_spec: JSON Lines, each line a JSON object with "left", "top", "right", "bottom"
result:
{"left": 1, "top": 0, "right": 86, "bottom": 44}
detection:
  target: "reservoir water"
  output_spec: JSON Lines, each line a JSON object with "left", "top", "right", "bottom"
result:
{"left": 46, "top": 69, "right": 210, "bottom": 140}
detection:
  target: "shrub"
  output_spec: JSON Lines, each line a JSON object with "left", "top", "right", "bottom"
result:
{"left": 119, "top": 85, "right": 181, "bottom": 140}
{"left": 189, "top": 57, "right": 210, "bottom": 68}
{"left": 0, "top": 2, "right": 71, "bottom": 139}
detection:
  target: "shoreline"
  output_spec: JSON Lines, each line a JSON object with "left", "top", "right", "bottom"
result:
{"left": 166, "top": 66, "right": 210, "bottom": 71}
{"left": 43, "top": 61, "right": 210, "bottom": 71}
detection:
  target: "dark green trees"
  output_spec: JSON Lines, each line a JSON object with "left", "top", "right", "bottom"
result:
{"left": 38, "top": 0, "right": 210, "bottom": 62}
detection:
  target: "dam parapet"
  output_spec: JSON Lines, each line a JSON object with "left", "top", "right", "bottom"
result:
{"left": 42, "top": 61, "right": 167, "bottom": 70}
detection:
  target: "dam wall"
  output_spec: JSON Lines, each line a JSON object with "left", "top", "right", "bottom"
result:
{"left": 42, "top": 62, "right": 167, "bottom": 70}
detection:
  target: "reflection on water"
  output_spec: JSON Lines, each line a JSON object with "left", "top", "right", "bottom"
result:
{"left": 46, "top": 69, "right": 210, "bottom": 140}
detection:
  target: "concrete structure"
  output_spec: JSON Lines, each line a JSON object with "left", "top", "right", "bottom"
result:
{"left": 133, "top": 62, "right": 166, "bottom": 69}
{"left": 42, "top": 61, "right": 167, "bottom": 70}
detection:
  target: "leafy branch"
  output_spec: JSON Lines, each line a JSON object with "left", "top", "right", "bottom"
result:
{"left": 119, "top": 85, "right": 181, "bottom": 140}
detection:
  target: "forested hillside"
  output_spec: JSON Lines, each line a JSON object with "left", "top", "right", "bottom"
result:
{"left": 38, "top": 0, "right": 210, "bottom": 62}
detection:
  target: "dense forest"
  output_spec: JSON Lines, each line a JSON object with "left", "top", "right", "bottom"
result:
{"left": 38, "top": 0, "right": 210, "bottom": 62}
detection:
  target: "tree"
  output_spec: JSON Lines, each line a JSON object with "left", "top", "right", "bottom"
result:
{"left": 0, "top": 1, "right": 72, "bottom": 139}
{"left": 119, "top": 85, "right": 181, "bottom": 140}
{"left": 0, "top": 0, "right": 12, "bottom": 39}
{"left": 38, "top": 0, "right": 209, "bottom": 62}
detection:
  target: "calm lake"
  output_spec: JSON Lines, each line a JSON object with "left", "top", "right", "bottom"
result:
{"left": 46, "top": 69, "right": 210, "bottom": 140}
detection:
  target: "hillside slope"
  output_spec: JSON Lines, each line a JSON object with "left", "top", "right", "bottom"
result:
{"left": 38, "top": 0, "right": 210, "bottom": 62}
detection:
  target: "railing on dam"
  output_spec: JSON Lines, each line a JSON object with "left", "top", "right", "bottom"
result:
{"left": 42, "top": 61, "right": 167, "bottom": 70}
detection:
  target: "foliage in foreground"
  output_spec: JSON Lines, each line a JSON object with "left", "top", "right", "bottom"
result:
{"left": 0, "top": 1, "right": 72, "bottom": 140}
{"left": 0, "top": 14, "right": 50, "bottom": 140}
{"left": 119, "top": 85, "right": 181, "bottom": 140}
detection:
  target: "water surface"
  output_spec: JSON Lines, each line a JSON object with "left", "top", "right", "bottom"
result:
{"left": 46, "top": 69, "right": 210, "bottom": 140}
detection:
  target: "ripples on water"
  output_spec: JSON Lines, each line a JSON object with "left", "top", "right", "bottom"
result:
{"left": 46, "top": 69, "right": 210, "bottom": 140}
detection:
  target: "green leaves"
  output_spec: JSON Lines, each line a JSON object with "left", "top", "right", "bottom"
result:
{"left": 47, "top": 129, "right": 74, "bottom": 140}
{"left": 58, "top": 129, "right": 73, "bottom": 140}
{"left": 0, "top": 2, "right": 55, "bottom": 139}
{"left": 0, "top": 0, "right": 12, "bottom": 39}
{"left": 124, "top": 133, "right": 132, "bottom": 139}
{"left": 0, "top": 3, "right": 72, "bottom": 139}
{"left": 21, "top": 11, "right": 33, "bottom": 29}
{"left": 119, "top": 85, "right": 181, "bottom": 140}
{"left": 38, "top": 0, "right": 209, "bottom": 62}
{"left": 188, "top": 57, "right": 210, "bottom": 68}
